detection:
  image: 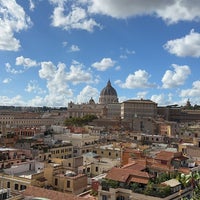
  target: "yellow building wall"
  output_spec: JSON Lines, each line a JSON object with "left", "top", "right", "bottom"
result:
{"left": 0, "top": 173, "right": 31, "bottom": 192}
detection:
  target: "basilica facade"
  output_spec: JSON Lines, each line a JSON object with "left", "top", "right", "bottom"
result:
{"left": 66, "top": 80, "right": 158, "bottom": 129}
{"left": 67, "top": 80, "right": 119, "bottom": 119}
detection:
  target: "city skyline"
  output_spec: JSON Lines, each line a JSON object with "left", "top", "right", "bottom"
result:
{"left": 0, "top": 0, "right": 200, "bottom": 107}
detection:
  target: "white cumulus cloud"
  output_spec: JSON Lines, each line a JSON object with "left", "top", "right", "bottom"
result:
{"left": 66, "top": 64, "right": 93, "bottom": 85}
{"left": 164, "top": 29, "right": 200, "bottom": 57}
{"left": 120, "top": 48, "right": 135, "bottom": 59}
{"left": 92, "top": 58, "right": 115, "bottom": 71}
{"left": 50, "top": 1, "right": 101, "bottom": 32}
{"left": 39, "top": 61, "right": 73, "bottom": 106}
{"left": 88, "top": 0, "right": 200, "bottom": 24}
{"left": 25, "top": 80, "right": 46, "bottom": 94}
{"left": 0, "top": 95, "right": 25, "bottom": 106}
{"left": 162, "top": 64, "right": 191, "bottom": 88}
{"left": 5, "top": 63, "right": 24, "bottom": 74}
{"left": 2, "top": 78, "right": 12, "bottom": 84}
{"left": 116, "top": 69, "right": 155, "bottom": 89}
{"left": 16, "top": 56, "right": 38, "bottom": 68}
{"left": 48, "top": 1, "right": 200, "bottom": 33}
{"left": 0, "top": 0, "right": 32, "bottom": 51}
{"left": 180, "top": 80, "right": 200, "bottom": 97}
{"left": 29, "top": 0, "right": 35, "bottom": 11}
{"left": 77, "top": 85, "right": 99, "bottom": 103}
{"left": 136, "top": 91, "right": 148, "bottom": 99}
{"left": 38, "top": 61, "right": 94, "bottom": 106}
{"left": 27, "top": 96, "right": 45, "bottom": 107}
{"left": 151, "top": 93, "right": 173, "bottom": 106}
{"left": 70, "top": 45, "right": 80, "bottom": 52}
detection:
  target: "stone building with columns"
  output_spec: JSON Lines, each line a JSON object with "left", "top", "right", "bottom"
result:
{"left": 67, "top": 80, "right": 119, "bottom": 119}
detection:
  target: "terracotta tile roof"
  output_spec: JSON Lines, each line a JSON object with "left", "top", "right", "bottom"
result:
{"left": 128, "top": 177, "right": 149, "bottom": 184}
{"left": 22, "top": 186, "right": 93, "bottom": 200}
{"left": 122, "top": 162, "right": 146, "bottom": 171}
{"left": 106, "top": 167, "right": 153, "bottom": 183}
{"left": 178, "top": 167, "right": 191, "bottom": 174}
{"left": 155, "top": 151, "right": 175, "bottom": 161}
{"left": 106, "top": 167, "right": 130, "bottom": 182}
{"left": 150, "top": 163, "right": 174, "bottom": 171}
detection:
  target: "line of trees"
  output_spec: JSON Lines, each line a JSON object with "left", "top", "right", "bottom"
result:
{"left": 64, "top": 115, "right": 98, "bottom": 126}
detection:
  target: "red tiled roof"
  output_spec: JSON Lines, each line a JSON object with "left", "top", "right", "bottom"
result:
{"left": 106, "top": 167, "right": 153, "bottom": 183}
{"left": 150, "top": 163, "right": 174, "bottom": 171}
{"left": 122, "top": 162, "right": 146, "bottom": 171}
{"left": 22, "top": 186, "right": 93, "bottom": 200}
{"left": 106, "top": 168, "right": 130, "bottom": 182}
{"left": 128, "top": 177, "right": 149, "bottom": 184}
{"left": 178, "top": 167, "right": 191, "bottom": 174}
{"left": 155, "top": 151, "right": 188, "bottom": 163}
{"left": 155, "top": 151, "right": 175, "bottom": 161}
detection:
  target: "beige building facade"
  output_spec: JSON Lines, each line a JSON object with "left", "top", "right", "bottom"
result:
{"left": 121, "top": 99, "right": 157, "bottom": 120}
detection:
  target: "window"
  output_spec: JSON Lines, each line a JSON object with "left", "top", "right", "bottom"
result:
{"left": 117, "top": 196, "right": 125, "bottom": 200}
{"left": 161, "top": 160, "right": 167, "bottom": 165}
{"left": 95, "top": 166, "right": 98, "bottom": 172}
{"left": 67, "top": 180, "right": 70, "bottom": 188}
{"left": 109, "top": 152, "right": 111, "bottom": 156}
{"left": 14, "top": 183, "right": 19, "bottom": 190}
{"left": 55, "top": 178, "right": 58, "bottom": 186}
{"left": 102, "top": 195, "right": 107, "bottom": 200}
{"left": 20, "top": 185, "right": 26, "bottom": 190}
{"left": 7, "top": 182, "right": 10, "bottom": 188}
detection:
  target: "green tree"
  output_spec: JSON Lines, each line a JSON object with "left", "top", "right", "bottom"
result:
{"left": 101, "top": 179, "right": 119, "bottom": 189}
{"left": 64, "top": 115, "right": 97, "bottom": 126}
{"left": 144, "top": 182, "right": 154, "bottom": 195}
{"left": 130, "top": 182, "right": 140, "bottom": 192}
{"left": 155, "top": 172, "right": 170, "bottom": 184}
{"left": 176, "top": 173, "right": 192, "bottom": 188}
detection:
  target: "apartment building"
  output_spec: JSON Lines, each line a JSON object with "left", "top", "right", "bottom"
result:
{"left": 93, "top": 144, "right": 121, "bottom": 160}
{"left": 35, "top": 143, "right": 74, "bottom": 161}
{"left": 158, "top": 121, "right": 179, "bottom": 137}
{"left": 80, "top": 152, "right": 120, "bottom": 177}
{"left": 0, "top": 147, "right": 32, "bottom": 169}
{"left": 53, "top": 132, "right": 99, "bottom": 157}
{"left": 0, "top": 160, "right": 44, "bottom": 194}
{"left": 44, "top": 162, "right": 87, "bottom": 195}
{"left": 0, "top": 157, "right": 87, "bottom": 196}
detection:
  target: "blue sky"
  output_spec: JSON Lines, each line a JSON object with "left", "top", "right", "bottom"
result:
{"left": 0, "top": 0, "right": 200, "bottom": 107}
